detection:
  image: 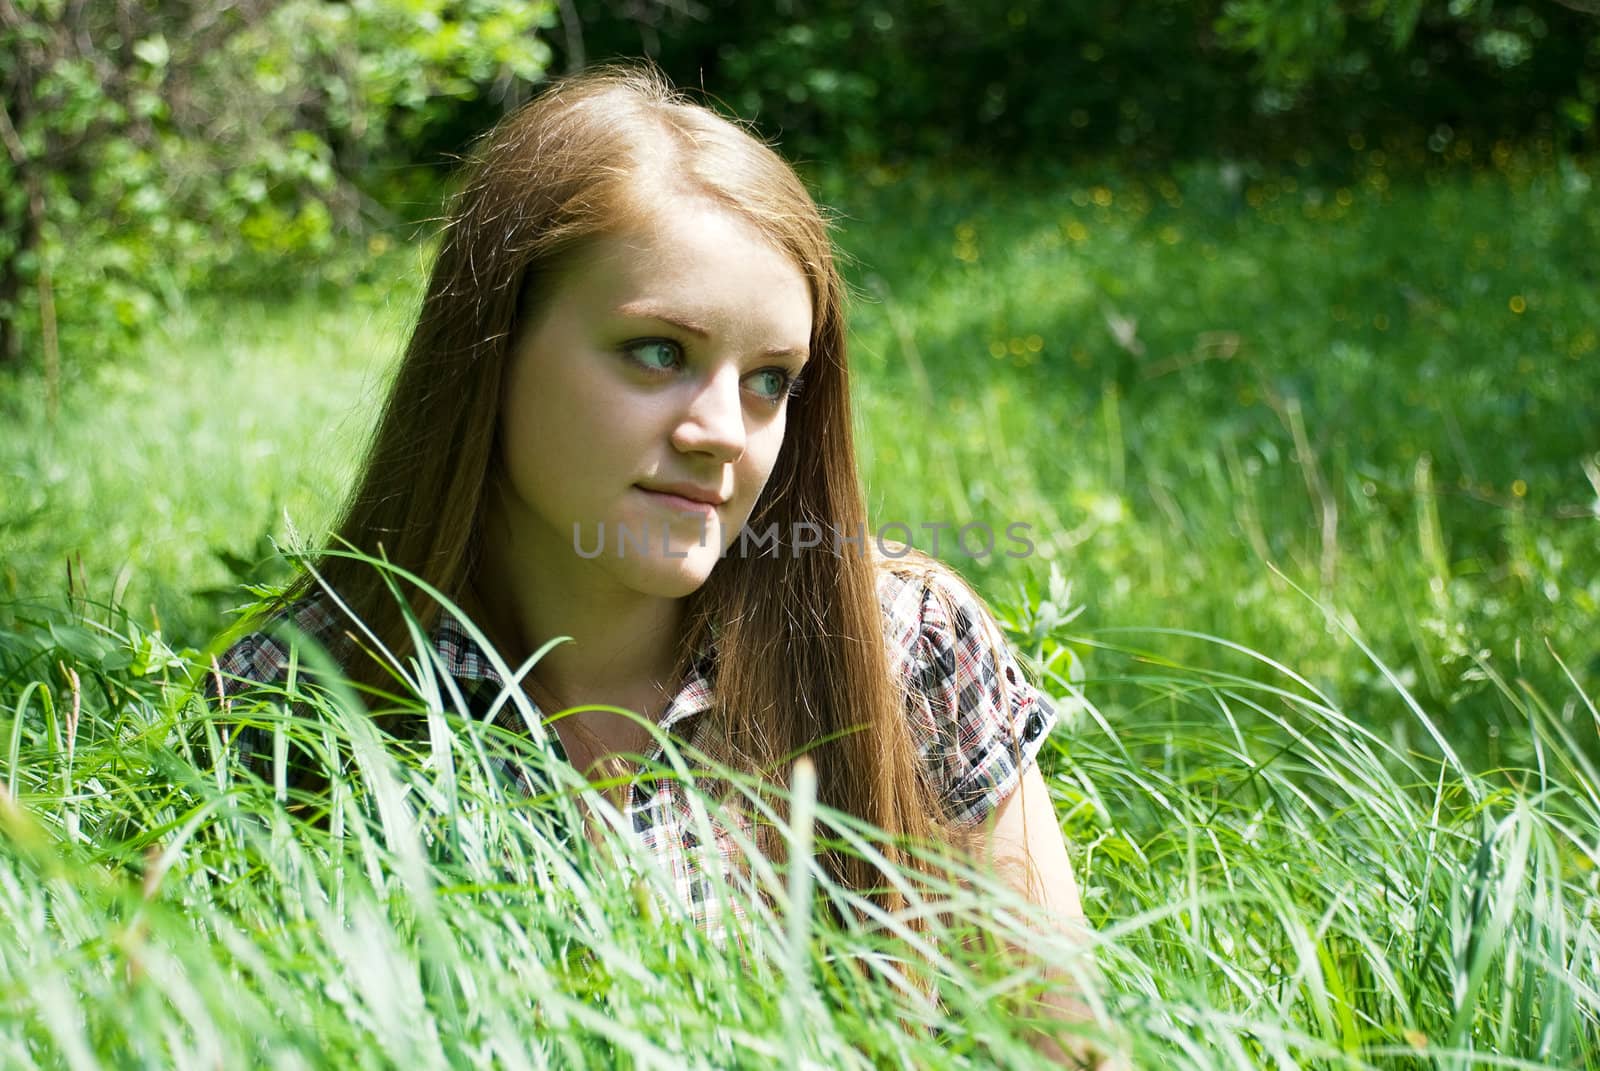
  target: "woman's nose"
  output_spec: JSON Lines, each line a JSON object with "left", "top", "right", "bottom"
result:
{"left": 670, "top": 365, "right": 746, "bottom": 463}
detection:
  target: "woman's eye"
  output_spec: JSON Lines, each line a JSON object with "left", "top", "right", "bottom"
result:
{"left": 747, "top": 369, "right": 793, "bottom": 402}
{"left": 624, "top": 339, "right": 682, "bottom": 372}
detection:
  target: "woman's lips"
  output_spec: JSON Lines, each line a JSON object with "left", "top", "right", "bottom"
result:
{"left": 636, "top": 487, "right": 719, "bottom": 515}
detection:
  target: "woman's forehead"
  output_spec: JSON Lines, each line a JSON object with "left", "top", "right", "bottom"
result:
{"left": 554, "top": 206, "right": 813, "bottom": 330}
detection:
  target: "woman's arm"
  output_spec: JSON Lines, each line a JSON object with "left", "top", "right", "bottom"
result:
{"left": 884, "top": 563, "right": 1123, "bottom": 1064}
{"left": 983, "top": 764, "right": 1123, "bottom": 1069}
{"left": 988, "top": 763, "right": 1086, "bottom": 926}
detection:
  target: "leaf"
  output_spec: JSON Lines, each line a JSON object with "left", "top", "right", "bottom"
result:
{"left": 132, "top": 35, "right": 168, "bottom": 68}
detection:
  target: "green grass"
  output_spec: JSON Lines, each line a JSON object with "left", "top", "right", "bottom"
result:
{"left": 0, "top": 581, "right": 1594, "bottom": 1067}
{"left": 0, "top": 250, "right": 430, "bottom": 644}
{"left": 830, "top": 150, "right": 1599, "bottom": 766}
{"left": 1, "top": 151, "right": 1598, "bottom": 1066}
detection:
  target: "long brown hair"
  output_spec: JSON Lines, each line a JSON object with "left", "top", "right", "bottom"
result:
{"left": 273, "top": 63, "right": 981, "bottom": 910}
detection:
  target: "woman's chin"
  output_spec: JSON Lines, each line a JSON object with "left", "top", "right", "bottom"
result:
{"left": 603, "top": 546, "right": 723, "bottom": 599}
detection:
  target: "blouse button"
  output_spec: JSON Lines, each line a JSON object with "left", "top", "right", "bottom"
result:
{"left": 1023, "top": 709, "right": 1045, "bottom": 742}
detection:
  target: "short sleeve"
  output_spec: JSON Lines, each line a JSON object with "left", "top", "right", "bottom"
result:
{"left": 902, "top": 572, "right": 1058, "bottom": 828}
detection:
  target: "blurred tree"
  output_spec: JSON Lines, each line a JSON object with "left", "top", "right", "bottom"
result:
{"left": 566, "top": 0, "right": 1258, "bottom": 162}
{"left": 1216, "top": 0, "right": 1598, "bottom": 139}
{"left": 566, "top": 0, "right": 1597, "bottom": 164}
{"left": 0, "top": 0, "right": 554, "bottom": 392}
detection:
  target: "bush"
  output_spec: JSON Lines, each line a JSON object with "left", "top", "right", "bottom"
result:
{"left": 571, "top": 0, "right": 1599, "bottom": 163}
{"left": 0, "top": 0, "right": 555, "bottom": 375}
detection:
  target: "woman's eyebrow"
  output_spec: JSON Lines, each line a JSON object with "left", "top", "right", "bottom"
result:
{"left": 617, "top": 301, "right": 711, "bottom": 338}
{"left": 615, "top": 300, "right": 810, "bottom": 363}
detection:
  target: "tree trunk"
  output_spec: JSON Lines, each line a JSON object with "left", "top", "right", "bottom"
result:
{"left": 0, "top": 95, "right": 34, "bottom": 367}
{"left": 0, "top": 92, "right": 59, "bottom": 412}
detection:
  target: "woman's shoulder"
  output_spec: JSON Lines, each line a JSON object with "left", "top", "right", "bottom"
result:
{"left": 871, "top": 544, "right": 1010, "bottom": 666}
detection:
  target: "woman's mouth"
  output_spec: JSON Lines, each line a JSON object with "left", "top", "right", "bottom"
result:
{"left": 635, "top": 486, "right": 720, "bottom": 515}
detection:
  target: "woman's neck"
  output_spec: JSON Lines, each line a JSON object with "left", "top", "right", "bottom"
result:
{"left": 469, "top": 516, "right": 688, "bottom": 716}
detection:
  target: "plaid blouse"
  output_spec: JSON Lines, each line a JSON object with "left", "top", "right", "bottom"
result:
{"left": 213, "top": 563, "right": 1059, "bottom": 933}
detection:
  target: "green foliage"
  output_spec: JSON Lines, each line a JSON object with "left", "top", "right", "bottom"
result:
{"left": 574, "top": 0, "right": 1599, "bottom": 163}
{"left": 1215, "top": 0, "right": 1599, "bottom": 138}
{"left": 0, "top": 0, "right": 554, "bottom": 367}
{"left": 0, "top": 276, "right": 422, "bottom": 642}
{"left": 834, "top": 150, "right": 1598, "bottom": 764}
{"left": 578, "top": 0, "right": 1259, "bottom": 161}
{"left": 0, "top": 567, "right": 1595, "bottom": 1066}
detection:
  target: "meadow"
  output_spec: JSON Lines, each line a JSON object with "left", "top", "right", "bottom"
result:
{"left": 0, "top": 148, "right": 1596, "bottom": 1067}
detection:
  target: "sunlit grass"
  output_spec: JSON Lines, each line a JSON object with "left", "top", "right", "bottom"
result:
{"left": 1, "top": 571, "right": 1596, "bottom": 1067}
{"left": 835, "top": 154, "right": 1598, "bottom": 765}
{"left": 0, "top": 253, "right": 426, "bottom": 643}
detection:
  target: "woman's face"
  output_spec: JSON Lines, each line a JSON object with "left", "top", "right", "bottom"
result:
{"left": 491, "top": 198, "right": 814, "bottom": 600}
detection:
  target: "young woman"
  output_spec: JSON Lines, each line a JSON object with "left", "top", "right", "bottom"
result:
{"left": 213, "top": 62, "right": 1101, "bottom": 1060}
